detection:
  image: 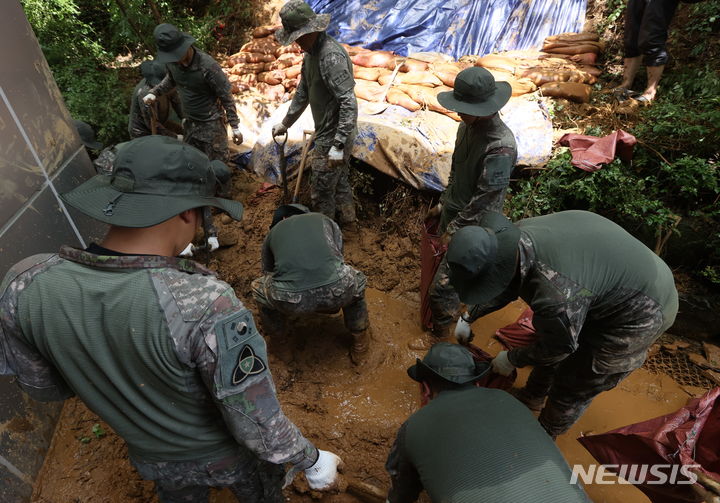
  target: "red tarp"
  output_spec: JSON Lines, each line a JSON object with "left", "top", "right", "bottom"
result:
{"left": 420, "top": 217, "right": 446, "bottom": 330}
{"left": 467, "top": 343, "right": 517, "bottom": 390}
{"left": 495, "top": 307, "right": 537, "bottom": 349}
{"left": 558, "top": 129, "right": 637, "bottom": 172}
{"left": 579, "top": 387, "right": 720, "bottom": 503}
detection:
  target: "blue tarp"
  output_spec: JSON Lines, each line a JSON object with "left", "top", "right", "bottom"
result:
{"left": 308, "top": 0, "right": 587, "bottom": 60}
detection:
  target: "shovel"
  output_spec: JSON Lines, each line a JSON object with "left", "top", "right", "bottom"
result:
{"left": 272, "top": 131, "right": 289, "bottom": 202}
{"left": 292, "top": 130, "right": 315, "bottom": 203}
{"left": 361, "top": 57, "right": 406, "bottom": 115}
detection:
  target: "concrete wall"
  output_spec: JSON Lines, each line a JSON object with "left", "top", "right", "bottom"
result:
{"left": 1, "top": 2, "right": 106, "bottom": 500}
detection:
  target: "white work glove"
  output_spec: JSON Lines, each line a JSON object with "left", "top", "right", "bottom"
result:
{"left": 328, "top": 146, "right": 344, "bottom": 163}
{"left": 272, "top": 123, "right": 288, "bottom": 137}
{"left": 454, "top": 314, "right": 473, "bottom": 345}
{"left": 179, "top": 243, "right": 194, "bottom": 257}
{"left": 232, "top": 127, "right": 243, "bottom": 145}
{"left": 207, "top": 236, "right": 220, "bottom": 252}
{"left": 491, "top": 350, "right": 515, "bottom": 376}
{"left": 305, "top": 449, "right": 343, "bottom": 490}
{"left": 142, "top": 93, "right": 157, "bottom": 105}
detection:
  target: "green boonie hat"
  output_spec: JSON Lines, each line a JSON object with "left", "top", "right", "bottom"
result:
{"left": 153, "top": 23, "right": 196, "bottom": 64}
{"left": 407, "top": 342, "right": 490, "bottom": 385}
{"left": 140, "top": 59, "right": 167, "bottom": 87}
{"left": 437, "top": 67, "right": 512, "bottom": 117}
{"left": 73, "top": 119, "right": 103, "bottom": 150}
{"left": 275, "top": 0, "right": 330, "bottom": 46}
{"left": 61, "top": 136, "right": 243, "bottom": 228}
{"left": 446, "top": 212, "right": 521, "bottom": 306}
{"left": 270, "top": 203, "right": 310, "bottom": 228}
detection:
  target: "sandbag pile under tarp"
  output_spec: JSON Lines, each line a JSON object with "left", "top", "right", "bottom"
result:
{"left": 223, "top": 25, "right": 303, "bottom": 101}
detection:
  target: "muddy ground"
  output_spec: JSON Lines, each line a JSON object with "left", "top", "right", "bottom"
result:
{"left": 30, "top": 170, "right": 714, "bottom": 503}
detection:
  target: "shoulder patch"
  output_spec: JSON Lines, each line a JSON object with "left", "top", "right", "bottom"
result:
{"left": 214, "top": 310, "right": 269, "bottom": 399}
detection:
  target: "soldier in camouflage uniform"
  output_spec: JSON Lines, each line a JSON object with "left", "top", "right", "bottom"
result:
{"left": 426, "top": 67, "right": 517, "bottom": 338}
{"left": 251, "top": 204, "right": 370, "bottom": 364}
{"left": 446, "top": 211, "right": 678, "bottom": 438}
{"left": 128, "top": 59, "right": 183, "bottom": 139}
{"left": 272, "top": 1, "right": 358, "bottom": 227}
{"left": 144, "top": 23, "right": 244, "bottom": 252}
{"left": 0, "top": 136, "right": 342, "bottom": 502}
{"left": 386, "top": 343, "right": 590, "bottom": 503}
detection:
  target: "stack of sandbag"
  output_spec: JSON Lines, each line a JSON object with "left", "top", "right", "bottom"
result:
{"left": 536, "top": 32, "right": 603, "bottom": 102}
{"left": 223, "top": 25, "right": 303, "bottom": 101}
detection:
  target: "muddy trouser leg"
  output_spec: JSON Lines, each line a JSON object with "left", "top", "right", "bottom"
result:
{"left": 521, "top": 363, "right": 560, "bottom": 402}
{"left": 342, "top": 270, "right": 369, "bottom": 332}
{"left": 185, "top": 119, "right": 229, "bottom": 238}
{"left": 310, "top": 148, "right": 340, "bottom": 220}
{"left": 428, "top": 255, "right": 461, "bottom": 331}
{"left": 539, "top": 350, "right": 631, "bottom": 438}
{"left": 335, "top": 134, "right": 357, "bottom": 224}
{"left": 251, "top": 276, "right": 287, "bottom": 335}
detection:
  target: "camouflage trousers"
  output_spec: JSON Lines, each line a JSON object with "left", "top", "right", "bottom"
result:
{"left": 184, "top": 118, "right": 229, "bottom": 238}
{"left": 251, "top": 269, "right": 369, "bottom": 334}
{"left": 309, "top": 138, "right": 357, "bottom": 224}
{"left": 518, "top": 348, "right": 632, "bottom": 438}
{"left": 131, "top": 451, "right": 284, "bottom": 503}
{"left": 428, "top": 255, "right": 461, "bottom": 329}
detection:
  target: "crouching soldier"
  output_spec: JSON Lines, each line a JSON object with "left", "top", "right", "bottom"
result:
{"left": 386, "top": 342, "right": 590, "bottom": 502}
{"left": 251, "top": 204, "right": 370, "bottom": 364}
{"left": 446, "top": 210, "right": 679, "bottom": 438}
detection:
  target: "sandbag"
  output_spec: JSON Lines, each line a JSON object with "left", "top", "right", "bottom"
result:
{"left": 282, "top": 78, "right": 298, "bottom": 90}
{"left": 546, "top": 32, "right": 600, "bottom": 43}
{"left": 400, "top": 58, "right": 429, "bottom": 72}
{"left": 268, "top": 58, "right": 296, "bottom": 71}
{"left": 275, "top": 44, "right": 302, "bottom": 57}
{"left": 351, "top": 50, "right": 397, "bottom": 70}
{"left": 431, "top": 62, "right": 462, "bottom": 87}
{"left": 240, "top": 38, "right": 280, "bottom": 55}
{"left": 475, "top": 54, "right": 518, "bottom": 73}
{"left": 231, "top": 62, "right": 266, "bottom": 74}
{"left": 354, "top": 79, "right": 385, "bottom": 101}
{"left": 230, "top": 83, "right": 249, "bottom": 94}
{"left": 542, "top": 40, "right": 604, "bottom": 55}
{"left": 342, "top": 44, "right": 370, "bottom": 56}
{"left": 258, "top": 70, "right": 285, "bottom": 86}
{"left": 252, "top": 25, "right": 280, "bottom": 38}
{"left": 570, "top": 52, "right": 598, "bottom": 65}
{"left": 277, "top": 53, "right": 303, "bottom": 65}
{"left": 256, "top": 82, "right": 286, "bottom": 101}
{"left": 509, "top": 77, "right": 537, "bottom": 96}
{"left": 379, "top": 71, "right": 443, "bottom": 87}
{"left": 226, "top": 52, "right": 275, "bottom": 65}
{"left": 521, "top": 67, "right": 596, "bottom": 85}
{"left": 407, "top": 51, "right": 454, "bottom": 64}
{"left": 540, "top": 82, "right": 592, "bottom": 103}
{"left": 386, "top": 87, "right": 422, "bottom": 112}
{"left": 285, "top": 65, "right": 302, "bottom": 79}
{"left": 237, "top": 73, "right": 257, "bottom": 86}
{"left": 396, "top": 84, "right": 460, "bottom": 120}
{"left": 353, "top": 66, "right": 383, "bottom": 81}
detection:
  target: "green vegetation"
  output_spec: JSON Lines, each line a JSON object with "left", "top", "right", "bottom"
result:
{"left": 21, "top": 0, "right": 253, "bottom": 145}
{"left": 507, "top": 2, "right": 720, "bottom": 285}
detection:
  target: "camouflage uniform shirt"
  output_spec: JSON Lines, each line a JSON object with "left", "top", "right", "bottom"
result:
{"left": 128, "top": 78, "right": 183, "bottom": 138}
{"left": 0, "top": 247, "right": 316, "bottom": 474}
{"left": 282, "top": 32, "right": 357, "bottom": 150}
{"left": 468, "top": 211, "right": 678, "bottom": 374}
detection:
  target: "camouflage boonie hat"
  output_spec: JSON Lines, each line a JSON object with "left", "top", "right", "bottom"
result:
{"left": 408, "top": 342, "right": 489, "bottom": 385}
{"left": 73, "top": 119, "right": 103, "bottom": 150}
{"left": 140, "top": 59, "right": 167, "bottom": 87}
{"left": 275, "top": 0, "right": 330, "bottom": 46}
{"left": 437, "top": 67, "right": 512, "bottom": 117}
{"left": 153, "top": 23, "right": 196, "bottom": 63}
{"left": 62, "top": 136, "right": 243, "bottom": 228}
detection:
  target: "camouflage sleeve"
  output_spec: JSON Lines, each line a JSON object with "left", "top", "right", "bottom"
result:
{"left": 193, "top": 290, "right": 317, "bottom": 472}
{"left": 261, "top": 236, "right": 275, "bottom": 274}
{"left": 466, "top": 288, "right": 519, "bottom": 322}
{"left": 149, "top": 71, "right": 176, "bottom": 98}
{"left": 319, "top": 51, "right": 357, "bottom": 146}
{"left": 322, "top": 217, "right": 344, "bottom": 259}
{"left": 204, "top": 63, "right": 239, "bottom": 128}
{"left": 283, "top": 62, "right": 309, "bottom": 128}
{"left": 0, "top": 256, "right": 74, "bottom": 402}
{"left": 445, "top": 147, "right": 514, "bottom": 235}
{"left": 386, "top": 422, "right": 423, "bottom": 503}
{"left": 508, "top": 297, "right": 591, "bottom": 368}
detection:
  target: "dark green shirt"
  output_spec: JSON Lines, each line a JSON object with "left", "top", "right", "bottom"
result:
{"left": 440, "top": 114, "right": 517, "bottom": 234}
{"left": 386, "top": 387, "right": 590, "bottom": 503}
{"left": 263, "top": 212, "right": 345, "bottom": 291}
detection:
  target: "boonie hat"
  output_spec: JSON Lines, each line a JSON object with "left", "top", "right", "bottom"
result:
{"left": 446, "top": 212, "right": 521, "bottom": 306}
{"left": 270, "top": 203, "right": 310, "bottom": 228}
{"left": 275, "top": 0, "right": 330, "bottom": 46}
{"left": 73, "top": 119, "right": 103, "bottom": 150}
{"left": 408, "top": 342, "right": 489, "bottom": 385}
{"left": 140, "top": 60, "right": 168, "bottom": 87}
{"left": 153, "top": 23, "right": 196, "bottom": 64}
{"left": 437, "top": 67, "right": 512, "bottom": 117}
{"left": 62, "top": 136, "right": 243, "bottom": 228}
